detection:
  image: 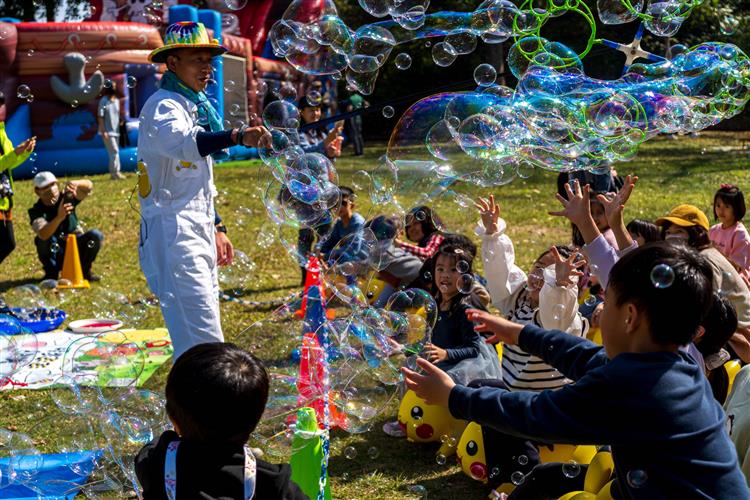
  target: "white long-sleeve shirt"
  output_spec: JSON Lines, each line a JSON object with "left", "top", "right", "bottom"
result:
{"left": 478, "top": 218, "right": 588, "bottom": 391}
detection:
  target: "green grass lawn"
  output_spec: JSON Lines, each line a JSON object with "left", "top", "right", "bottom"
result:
{"left": 1, "top": 131, "right": 749, "bottom": 499}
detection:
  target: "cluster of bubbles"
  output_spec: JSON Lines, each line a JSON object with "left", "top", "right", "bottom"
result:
{"left": 0, "top": 280, "right": 174, "bottom": 496}
{"left": 270, "top": 0, "right": 750, "bottom": 177}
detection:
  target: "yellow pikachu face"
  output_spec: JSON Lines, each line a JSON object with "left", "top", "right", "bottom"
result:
{"left": 457, "top": 422, "right": 488, "bottom": 482}
{"left": 397, "top": 390, "right": 459, "bottom": 443}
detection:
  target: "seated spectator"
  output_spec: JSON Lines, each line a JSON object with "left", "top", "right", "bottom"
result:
{"left": 135, "top": 342, "right": 307, "bottom": 499}
{"left": 396, "top": 206, "right": 444, "bottom": 260}
{"left": 28, "top": 172, "right": 103, "bottom": 281}
{"left": 317, "top": 186, "right": 365, "bottom": 263}
{"left": 366, "top": 215, "right": 423, "bottom": 307}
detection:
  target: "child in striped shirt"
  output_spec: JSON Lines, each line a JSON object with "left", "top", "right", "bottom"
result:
{"left": 475, "top": 195, "right": 589, "bottom": 391}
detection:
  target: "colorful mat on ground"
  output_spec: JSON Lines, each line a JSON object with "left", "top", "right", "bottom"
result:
{"left": 0, "top": 328, "right": 172, "bottom": 390}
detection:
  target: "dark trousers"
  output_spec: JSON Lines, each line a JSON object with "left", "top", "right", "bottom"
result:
{"left": 298, "top": 222, "right": 331, "bottom": 285}
{"left": 35, "top": 229, "right": 104, "bottom": 279}
{"left": 0, "top": 219, "right": 15, "bottom": 265}
{"left": 346, "top": 117, "right": 364, "bottom": 155}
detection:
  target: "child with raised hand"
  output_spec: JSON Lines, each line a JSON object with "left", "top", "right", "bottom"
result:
{"left": 402, "top": 242, "right": 750, "bottom": 499}
{"left": 422, "top": 244, "right": 501, "bottom": 384}
{"left": 474, "top": 194, "right": 588, "bottom": 391}
{"left": 710, "top": 184, "right": 750, "bottom": 281}
{"left": 551, "top": 177, "right": 639, "bottom": 289}
{"left": 135, "top": 343, "right": 307, "bottom": 499}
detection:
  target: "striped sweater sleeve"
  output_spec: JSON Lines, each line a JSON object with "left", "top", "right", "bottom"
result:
{"left": 396, "top": 233, "right": 444, "bottom": 259}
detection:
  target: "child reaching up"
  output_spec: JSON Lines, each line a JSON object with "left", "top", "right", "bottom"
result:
{"left": 423, "top": 244, "right": 501, "bottom": 384}
{"left": 710, "top": 184, "right": 750, "bottom": 281}
{"left": 135, "top": 343, "right": 307, "bottom": 499}
{"left": 402, "top": 243, "right": 750, "bottom": 499}
{"left": 474, "top": 194, "right": 588, "bottom": 391}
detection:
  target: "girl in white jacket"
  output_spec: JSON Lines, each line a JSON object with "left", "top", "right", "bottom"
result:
{"left": 475, "top": 195, "right": 589, "bottom": 391}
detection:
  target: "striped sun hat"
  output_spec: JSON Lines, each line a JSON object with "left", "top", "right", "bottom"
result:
{"left": 148, "top": 21, "right": 227, "bottom": 63}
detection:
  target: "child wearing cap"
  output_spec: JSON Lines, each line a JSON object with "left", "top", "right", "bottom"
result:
{"left": 28, "top": 172, "right": 103, "bottom": 281}
{"left": 656, "top": 204, "right": 750, "bottom": 363}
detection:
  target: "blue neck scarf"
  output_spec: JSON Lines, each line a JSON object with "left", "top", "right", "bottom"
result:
{"left": 160, "top": 70, "right": 228, "bottom": 160}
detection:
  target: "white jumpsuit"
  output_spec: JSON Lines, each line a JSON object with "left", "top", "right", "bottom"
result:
{"left": 136, "top": 89, "right": 222, "bottom": 358}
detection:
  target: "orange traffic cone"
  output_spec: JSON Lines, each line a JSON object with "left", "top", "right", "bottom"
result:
{"left": 57, "top": 234, "right": 90, "bottom": 289}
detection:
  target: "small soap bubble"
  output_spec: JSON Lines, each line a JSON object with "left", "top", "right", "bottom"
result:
{"left": 415, "top": 210, "right": 426, "bottom": 221}
{"left": 50, "top": 242, "right": 60, "bottom": 254}
{"left": 562, "top": 461, "right": 581, "bottom": 478}
{"left": 126, "top": 76, "right": 137, "bottom": 88}
{"left": 552, "top": 303, "right": 565, "bottom": 322}
{"left": 473, "top": 63, "right": 497, "bottom": 86}
{"left": 440, "top": 434, "right": 449, "bottom": 443}
{"left": 16, "top": 84, "right": 31, "bottom": 99}
{"left": 224, "top": 80, "right": 236, "bottom": 92}
{"left": 306, "top": 90, "right": 322, "bottom": 106}
{"left": 395, "top": 53, "right": 412, "bottom": 70}
{"left": 70, "top": 99, "right": 79, "bottom": 108}
{"left": 344, "top": 446, "right": 357, "bottom": 459}
{"left": 456, "top": 260, "right": 470, "bottom": 273}
{"left": 423, "top": 271, "right": 432, "bottom": 282}
{"left": 367, "top": 446, "right": 380, "bottom": 459}
{"left": 435, "top": 453, "right": 447, "bottom": 465}
{"left": 489, "top": 467, "right": 500, "bottom": 478}
{"left": 103, "top": 79, "right": 113, "bottom": 89}
{"left": 517, "top": 455, "right": 528, "bottom": 465}
{"left": 407, "top": 484, "right": 427, "bottom": 497}
{"left": 511, "top": 471, "right": 525, "bottom": 485}
{"left": 457, "top": 274, "right": 474, "bottom": 294}
{"left": 382, "top": 106, "right": 395, "bottom": 118}
{"left": 650, "top": 263, "right": 674, "bottom": 289}
{"left": 87, "top": 240, "right": 96, "bottom": 249}
{"left": 584, "top": 295, "right": 598, "bottom": 307}
{"left": 627, "top": 469, "right": 648, "bottom": 488}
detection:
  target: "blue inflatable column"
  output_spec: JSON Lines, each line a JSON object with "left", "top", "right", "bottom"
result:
{"left": 167, "top": 6, "right": 225, "bottom": 127}
{"left": 198, "top": 9, "right": 225, "bottom": 127}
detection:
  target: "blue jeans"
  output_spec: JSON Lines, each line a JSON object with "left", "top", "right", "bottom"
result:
{"left": 35, "top": 229, "right": 104, "bottom": 279}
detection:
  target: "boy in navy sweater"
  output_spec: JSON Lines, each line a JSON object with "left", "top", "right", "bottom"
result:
{"left": 402, "top": 242, "right": 750, "bottom": 499}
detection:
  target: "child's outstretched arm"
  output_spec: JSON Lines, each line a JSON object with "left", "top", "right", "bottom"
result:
{"left": 467, "top": 309, "right": 607, "bottom": 380}
{"left": 597, "top": 175, "right": 638, "bottom": 252}
{"left": 401, "top": 355, "right": 615, "bottom": 445}
{"left": 474, "top": 195, "right": 527, "bottom": 313}
{"left": 538, "top": 247, "right": 585, "bottom": 331}
{"left": 550, "top": 180, "right": 600, "bottom": 244}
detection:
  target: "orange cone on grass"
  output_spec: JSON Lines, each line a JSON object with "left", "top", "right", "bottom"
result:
{"left": 57, "top": 234, "right": 90, "bottom": 289}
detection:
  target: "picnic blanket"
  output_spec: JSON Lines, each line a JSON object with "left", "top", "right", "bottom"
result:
{"left": 0, "top": 451, "right": 103, "bottom": 499}
{"left": 0, "top": 328, "right": 172, "bottom": 390}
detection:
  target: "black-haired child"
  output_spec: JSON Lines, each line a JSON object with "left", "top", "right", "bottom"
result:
{"left": 365, "top": 215, "right": 423, "bottom": 307}
{"left": 626, "top": 218, "right": 662, "bottom": 246}
{"left": 475, "top": 194, "right": 589, "bottom": 391}
{"left": 424, "top": 244, "right": 501, "bottom": 384}
{"left": 695, "top": 293, "right": 738, "bottom": 404}
{"left": 135, "top": 343, "right": 308, "bottom": 499}
{"left": 396, "top": 205, "right": 445, "bottom": 260}
{"left": 403, "top": 242, "right": 750, "bottom": 499}
{"left": 710, "top": 184, "right": 750, "bottom": 282}
{"left": 317, "top": 186, "right": 365, "bottom": 264}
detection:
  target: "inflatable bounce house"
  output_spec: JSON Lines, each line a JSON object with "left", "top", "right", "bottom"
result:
{"left": 0, "top": 0, "right": 334, "bottom": 179}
